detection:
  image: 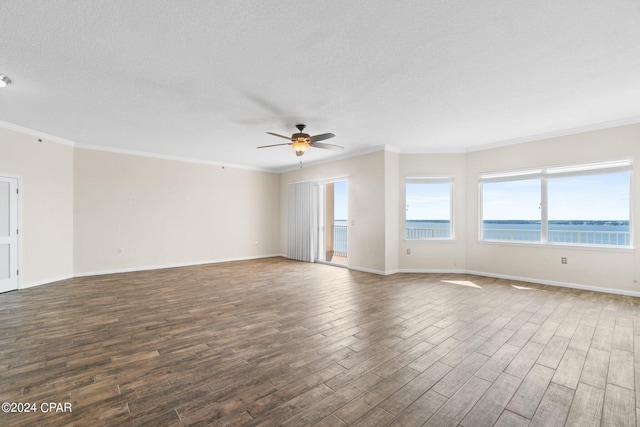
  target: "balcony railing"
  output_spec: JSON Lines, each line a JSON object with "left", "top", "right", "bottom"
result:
{"left": 333, "top": 225, "right": 348, "bottom": 257}
{"left": 406, "top": 228, "right": 451, "bottom": 239}
{"left": 483, "top": 228, "right": 631, "bottom": 246}
{"left": 548, "top": 229, "right": 630, "bottom": 246}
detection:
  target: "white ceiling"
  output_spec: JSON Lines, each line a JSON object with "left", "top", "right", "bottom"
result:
{"left": 1, "top": 1, "right": 640, "bottom": 172}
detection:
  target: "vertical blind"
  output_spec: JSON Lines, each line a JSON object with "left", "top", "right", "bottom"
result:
{"left": 287, "top": 181, "right": 318, "bottom": 262}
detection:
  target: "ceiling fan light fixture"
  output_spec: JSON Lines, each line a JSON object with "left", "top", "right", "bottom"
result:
{"left": 259, "top": 124, "right": 342, "bottom": 158}
{"left": 291, "top": 139, "right": 310, "bottom": 155}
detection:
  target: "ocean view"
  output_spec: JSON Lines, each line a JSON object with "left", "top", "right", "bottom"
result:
{"left": 482, "top": 220, "right": 630, "bottom": 245}
{"left": 334, "top": 220, "right": 631, "bottom": 247}
{"left": 404, "top": 219, "right": 630, "bottom": 245}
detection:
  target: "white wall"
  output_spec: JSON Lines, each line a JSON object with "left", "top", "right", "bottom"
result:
{"left": 0, "top": 127, "right": 74, "bottom": 287}
{"left": 384, "top": 151, "right": 400, "bottom": 273}
{"left": 74, "top": 148, "right": 280, "bottom": 275}
{"left": 279, "top": 150, "right": 388, "bottom": 274}
{"left": 2, "top": 120, "right": 639, "bottom": 296}
{"left": 1, "top": 124, "right": 281, "bottom": 286}
{"left": 279, "top": 124, "right": 640, "bottom": 295}
{"left": 399, "top": 153, "right": 467, "bottom": 272}
{"left": 464, "top": 124, "right": 640, "bottom": 294}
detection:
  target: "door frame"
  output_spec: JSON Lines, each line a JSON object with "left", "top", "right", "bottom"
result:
{"left": 314, "top": 176, "right": 349, "bottom": 267}
{"left": 0, "top": 174, "right": 21, "bottom": 292}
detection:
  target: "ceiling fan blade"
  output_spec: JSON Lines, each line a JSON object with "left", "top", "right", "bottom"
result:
{"left": 266, "top": 132, "right": 292, "bottom": 140}
{"left": 312, "top": 142, "right": 343, "bottom": 150}
{"left": 257, "top": 143, "right": 292, "bottom": 149}
{"left": 310, "top": 133, "right": 335, "bottom": 142}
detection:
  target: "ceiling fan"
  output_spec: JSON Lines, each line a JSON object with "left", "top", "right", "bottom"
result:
{"left": 257, "top": 124, "right": 343, "bottom": 156}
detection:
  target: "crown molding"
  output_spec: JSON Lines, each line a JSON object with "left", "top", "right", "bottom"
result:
{"left": 465, "top": 116, "right": 640, "bottom": 153}
{"left": 4, "top": 116, "right": 639, "bottom": 173}
{"left": 0, "top": 120, "right": 277, "bottom": 173}
{"left": 0, "top": 120, "right": 77, "bottom": 147}
{"left": 73, "top": 141, "right": 276, "bottom": 173}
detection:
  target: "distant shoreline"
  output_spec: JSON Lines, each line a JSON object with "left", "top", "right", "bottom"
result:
{"left": 483, "top": 220, "right": 629, "bottom": 226}
{"left": 338, "top": 219, "right": 630, "bottom": 225}
{"left": 333, "top": 219, "right": 630, "bottom": 246}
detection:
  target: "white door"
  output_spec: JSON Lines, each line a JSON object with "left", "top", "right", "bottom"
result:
{"left": 0, "top": 176, "right": 19, "bottom": 293}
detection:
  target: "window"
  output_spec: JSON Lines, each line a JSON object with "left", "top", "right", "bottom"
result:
{"left": 480, "top": 160, "right": 632, "bottom": 247}
{"left": 482, "top": 178, "right": 541, "bottom": 242}
{"left": 547, "top": 171, "right": 630, "bottom": 245}
{"left": 406, "top": 177, "right": 453, "bottom": 240}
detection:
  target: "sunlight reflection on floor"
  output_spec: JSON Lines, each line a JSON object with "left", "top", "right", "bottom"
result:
{"left": 511, "top": 284, "right": 534, "bottom": 290}
{"left": 441, "top": 280, "right": 482, "bottom": 289}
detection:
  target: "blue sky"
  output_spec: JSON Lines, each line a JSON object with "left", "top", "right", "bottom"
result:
{"left": 482, "top": 179, "right": 541, "bottom": 220}
{"left": 338, "top": 172, "right": 629, "bottom": 222}
{"left": 406, "top": 182, "right": 451, "bottom": 220}
{"left": 547, "top": 172, "right": 630, "bottom": 220}
{"left": 405, "top": 172, "right": 630, "bottom": 221}
{"left": 334, "top": 180, "right": 348, "bottom": 220}
{"left": 483, "top": 172, "right": 630, "bottom": 220}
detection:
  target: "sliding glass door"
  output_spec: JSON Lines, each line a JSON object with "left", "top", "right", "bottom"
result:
{"left": 316, "top": 180, "right": 348, "bottom": 266}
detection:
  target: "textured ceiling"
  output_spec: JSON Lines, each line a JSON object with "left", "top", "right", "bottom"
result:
{"left": 1, "top": 1, "right": 640, "bottom": 171}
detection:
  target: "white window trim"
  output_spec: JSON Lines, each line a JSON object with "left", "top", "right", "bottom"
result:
{"left": 480, "top": 159, "right": 632, "bottom": 182}
{"left": 479, "top": 159, "right": 633, "bottom": 248}
{"left": 405, "top": 176, "right": 455, "bottom": 241}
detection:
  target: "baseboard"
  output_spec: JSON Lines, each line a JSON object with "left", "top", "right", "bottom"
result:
{"left": 345, "top": 266, "right": 398, "bottom": 276}
{"left": 399, "top": 268, "right": 467, "bottom": 274}
{"left": 466, "top": 270, "right": 640, "bottom": 298}
{"left": 73, "top": 254, "right": 283, "bottom": 278}
{"left": 15, "top": 259, "right": 639, "bottom": 299}
{"left": 348, "top": 265, "right": 388, "bottom": 275}
{"left": 20, "top": 274, "right": 74, "bottom": 289}
{"left": 395, "top": 267, "right": 639, "bottom": 297}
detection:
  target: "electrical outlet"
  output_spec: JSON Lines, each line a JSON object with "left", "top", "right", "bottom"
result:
{"left": 407, "top": 248, "right": 411, "bottom": 255}
{"left": 561, "top": 257, "right": 567, "bottom": 264}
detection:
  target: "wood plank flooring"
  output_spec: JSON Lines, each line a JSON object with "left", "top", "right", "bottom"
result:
{"left": 0, "top": 257, "right": 638, "bottom": 426}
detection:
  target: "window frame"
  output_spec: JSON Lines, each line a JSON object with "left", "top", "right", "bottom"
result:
{"left": 405, "top": 176, "right": 455, "bottom": 241}
{"left": 479, "top": 159, "right": 633, "bottom": 248}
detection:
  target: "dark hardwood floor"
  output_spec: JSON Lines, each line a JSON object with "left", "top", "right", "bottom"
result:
{"left": 0, "top": 257, "right": 638, "bottom": 426}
